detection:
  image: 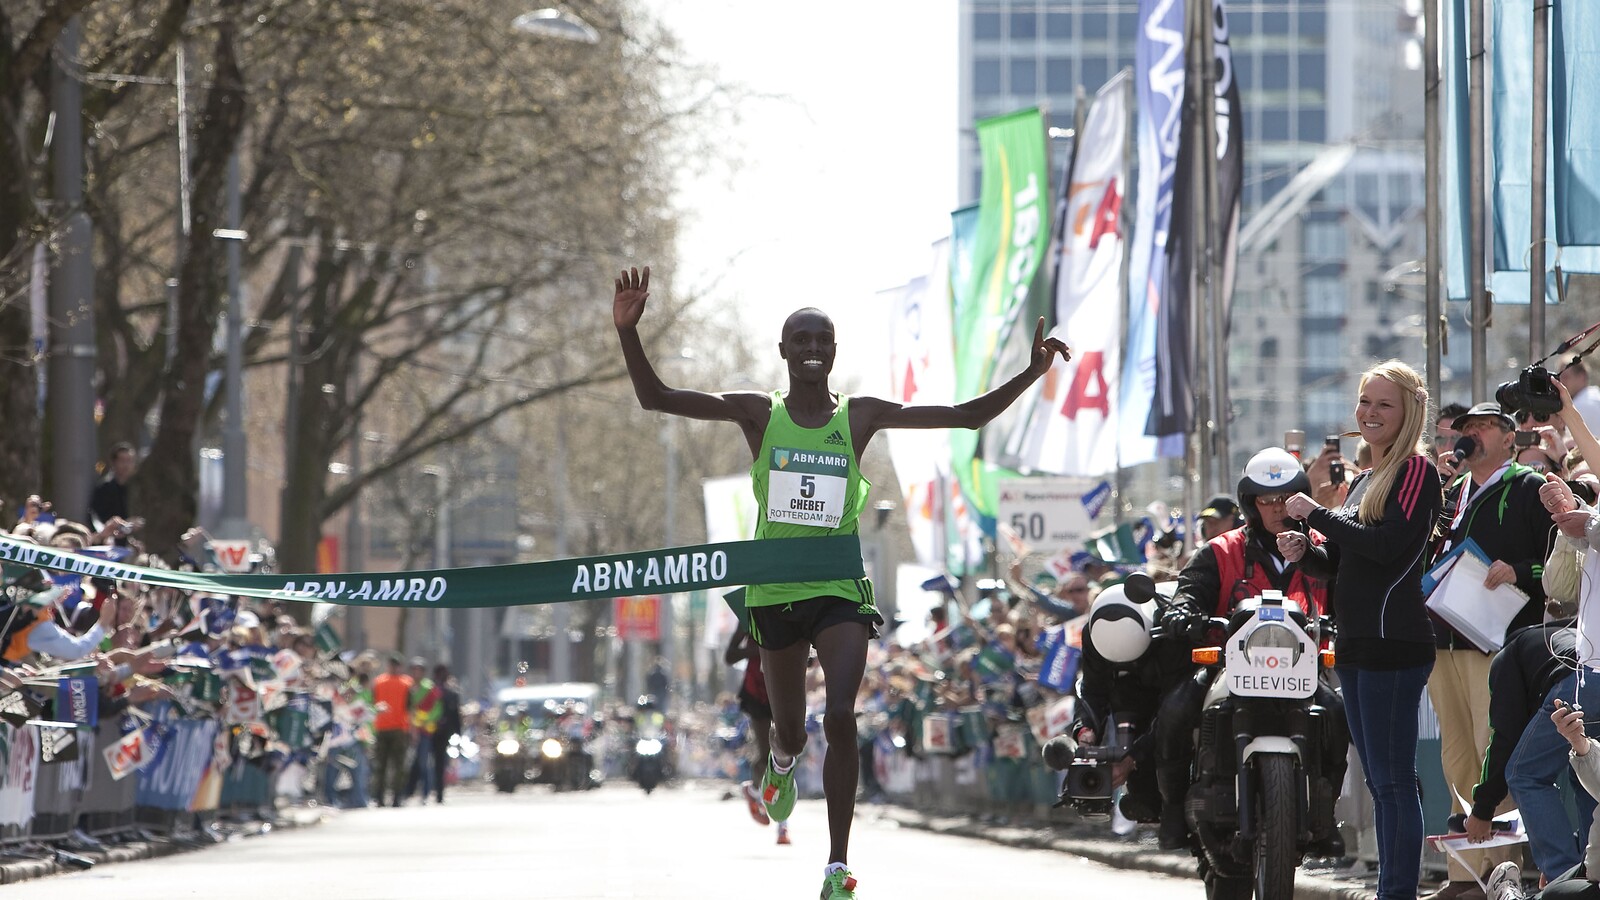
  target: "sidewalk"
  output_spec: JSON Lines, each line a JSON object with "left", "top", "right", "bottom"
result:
{"left": 871, "top": 804, "right": 1381, "bottom": 900}
{"left": 0, "top": 806, "right": 324, "bottom": 886}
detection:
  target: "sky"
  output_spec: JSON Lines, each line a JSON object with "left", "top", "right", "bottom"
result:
{"left": 640, "top": 0, "right": 959, "bottom": 392}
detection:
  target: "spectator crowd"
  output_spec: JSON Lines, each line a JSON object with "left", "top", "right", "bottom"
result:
{"left": 702, "top": 356, "right": 1600, "bottom": 900}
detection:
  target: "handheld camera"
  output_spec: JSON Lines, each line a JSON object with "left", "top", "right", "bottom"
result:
{"left": 1496, "top": 365, "right": 1562, "bottom": 419}
{"left": 1049, "top": 720, "right": 1134, "bottom": 819}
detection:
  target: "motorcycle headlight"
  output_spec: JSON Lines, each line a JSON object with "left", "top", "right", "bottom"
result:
{"left": 636, "top": 738, "right": 663, "bottom": 756}
{"left": 1243, "top": 623, "right": 1303, "bottom": 661}
{"left": 541, "top": 738, "right": 564, "bottom": 759}
{"left": 461, "top": 741, "right": 479, "bottom": 759}
{"left": 496, "top": 738, "right": 521, "bottom": 756}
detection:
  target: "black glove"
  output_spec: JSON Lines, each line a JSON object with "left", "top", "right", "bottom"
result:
{"left": 1160, "top": 607, "right": 1203, "bottom": 642}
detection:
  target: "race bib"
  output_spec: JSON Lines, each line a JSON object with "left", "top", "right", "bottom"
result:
{"left": 766, "top": 446, "right": 849, "bottom": 529}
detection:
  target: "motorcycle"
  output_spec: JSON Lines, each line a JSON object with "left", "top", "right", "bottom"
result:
{"left": 1182, "top": 589, "right": 1340, "bottom": 900}
{"left": 631, "top": 736, "right": 665, "bottom": 794}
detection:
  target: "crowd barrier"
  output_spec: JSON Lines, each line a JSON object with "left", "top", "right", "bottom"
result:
{"left": 0, "top": 683, "right": 321, "bottom": 857}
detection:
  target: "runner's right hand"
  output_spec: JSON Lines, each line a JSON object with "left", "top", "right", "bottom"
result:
{"left": 613, "top": 266, "right": 651, "bottom": 329}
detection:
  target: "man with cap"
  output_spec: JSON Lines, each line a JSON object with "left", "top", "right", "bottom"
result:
{"left": 1197, "top": 495, "right": 1244, "bottom": 544}
{"left": 1423, "top": 402, "right": 1557, "bottom": 900}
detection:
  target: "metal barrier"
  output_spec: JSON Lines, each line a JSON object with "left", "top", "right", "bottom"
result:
{"left": 80, "top": 719, "right": 138, "bottom": 839}
{"left": 0, "top": 723, "right": 39, "bottom": 847}
{"left": 28, "top": 747, "right": 84, "bottom": 844}
{"left": 135, "top": 716, "right": 220, "bottom": 835}
{"left": 219, "top": 758, "right": 274, "bottom": 819}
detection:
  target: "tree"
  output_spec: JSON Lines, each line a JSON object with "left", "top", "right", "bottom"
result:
{"left": 68, "top": 0, "right": 730, "bottom": 562}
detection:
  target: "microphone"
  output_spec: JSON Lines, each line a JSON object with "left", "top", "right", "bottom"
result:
{"left": 1449, "top": 435, "right": 1476, "bottom": 465}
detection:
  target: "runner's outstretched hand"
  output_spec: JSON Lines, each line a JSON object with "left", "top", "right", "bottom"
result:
{"left": 613, "top": 266, "right": 651, "bottom": 329}
{"left": 1026, "top": 317, "right": 1071, "bottom": 377}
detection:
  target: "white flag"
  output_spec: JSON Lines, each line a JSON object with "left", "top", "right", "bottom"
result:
{"left": 1005, "top": 72, "right": 1149, "bottom": 476}
{"left": 885, "top": 240, "right": 975, "bottom": 569}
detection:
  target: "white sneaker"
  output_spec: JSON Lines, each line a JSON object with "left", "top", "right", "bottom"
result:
{"left": 1485, "top": 861, "right": 1525, "bottom": 900}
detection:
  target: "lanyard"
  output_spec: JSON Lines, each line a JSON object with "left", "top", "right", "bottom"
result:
{"left": 1446, "top": 460, "right": 1512, "bottom": 544}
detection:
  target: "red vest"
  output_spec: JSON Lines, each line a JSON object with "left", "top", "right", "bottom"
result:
{"left": 1208, "top": 527, "right": 1329, "bottom": 617}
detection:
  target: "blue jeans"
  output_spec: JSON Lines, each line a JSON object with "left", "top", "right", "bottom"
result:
{"left": 1340, "top": 662, "right": 1434, "bottom": 900}
{"left": 1507, "top": 672, "right": 1600, "bottom": 878}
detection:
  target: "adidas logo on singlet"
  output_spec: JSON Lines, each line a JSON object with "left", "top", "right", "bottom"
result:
{"left": 825, "top": 430, "right": 846, "bottom": 446}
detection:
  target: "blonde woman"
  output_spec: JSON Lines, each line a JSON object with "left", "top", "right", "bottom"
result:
{"left": 1279, "top": 360, "right": 1444, "bottom": 900}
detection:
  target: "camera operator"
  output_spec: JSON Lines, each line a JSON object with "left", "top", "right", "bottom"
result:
{"left": 1148, "top": 448, "right": 1346, "bottom": 852}
{"left": 1058, "top": 580, "right": 1191, "bottom": 832}
{"left": 1425, "top": 400, "right": 1556, "bottom": 898}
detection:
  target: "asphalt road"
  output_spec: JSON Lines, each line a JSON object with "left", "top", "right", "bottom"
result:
{"left": 10, "top": 782, "right": 1207, "bottom": 899}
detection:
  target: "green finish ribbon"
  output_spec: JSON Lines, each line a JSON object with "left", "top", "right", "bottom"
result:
{"left": 0, "top": 533, "right": 865, "bottom": 608}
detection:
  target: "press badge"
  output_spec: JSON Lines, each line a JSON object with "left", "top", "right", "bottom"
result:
{"left": 766, "top": 446, "right": 849, "bottom": 528}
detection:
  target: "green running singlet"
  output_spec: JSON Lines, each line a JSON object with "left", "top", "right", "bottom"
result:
{"left": 744, "top": 392, "right": 876, "bottom": 613}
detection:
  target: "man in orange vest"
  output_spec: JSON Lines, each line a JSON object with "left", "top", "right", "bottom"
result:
{"left": 1149, "top": 448, "right": 1346, "bottom": 853}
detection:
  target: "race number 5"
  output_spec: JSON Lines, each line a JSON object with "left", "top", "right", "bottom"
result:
{"left": 801, "top": 475, "right": 815, "bottom": 498}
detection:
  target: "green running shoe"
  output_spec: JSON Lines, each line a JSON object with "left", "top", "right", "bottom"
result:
{"left": 759, "top": 758, "right": 797, "bottom": 823}
{"left": 820, "top": 866, "right": 858, "bottom": 899}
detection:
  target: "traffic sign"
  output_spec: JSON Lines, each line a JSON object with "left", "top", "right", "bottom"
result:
{"left": 996, "top": 477, "right": 1101, "bottom": 556}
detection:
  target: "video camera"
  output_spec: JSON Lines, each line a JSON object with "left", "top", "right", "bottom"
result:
{"left": 1496, "top": 365, "right": 1563, "bottom": 419}
{"left": 1047, "top": 720, "right": 1134, "bottom": 819}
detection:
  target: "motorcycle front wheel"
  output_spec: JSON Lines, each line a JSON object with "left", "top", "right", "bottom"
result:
{"left": 1253, "top": 753, "right": 1299, "bottom": 900}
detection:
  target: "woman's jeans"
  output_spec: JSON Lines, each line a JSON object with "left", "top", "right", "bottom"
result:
{"left": 1339, "top": 662, "right": 1434, "bottom": 900}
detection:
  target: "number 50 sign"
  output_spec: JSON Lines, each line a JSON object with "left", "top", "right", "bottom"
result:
{"left": 996, "top": 478, "right": 1100, "bottom": 556}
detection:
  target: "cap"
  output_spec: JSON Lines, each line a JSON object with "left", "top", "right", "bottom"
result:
{"left": 1452, "top": 402, "right": 1515, "bottom": 432}
{"left": 1198, "top": 495, "right": 1240, "bottom": 520}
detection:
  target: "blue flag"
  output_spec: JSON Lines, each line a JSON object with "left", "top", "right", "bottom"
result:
{"left": 56, "top": 676, "right": 98, "bottom": 727}
{"left": 1037, "top": 624, "right": 1080, "bottom": 693}
{"left": 1553, "top": 1, "right": 1600, "bottom": 247}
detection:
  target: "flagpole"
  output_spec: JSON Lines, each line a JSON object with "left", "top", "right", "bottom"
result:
{"left": 1530, "top": 0, "right": 1549, "bottom": 358}
{"left": 1115, "top": 73, "right": 1136, "bottom": 526}
{"left": 1185, "top": 0, "right": 1209, "bottom": 542}
{"left": 1468, "top": 0, "right": 1488, "bottom": 401}
{"left": 1198, "top": 0, "right": 1229, "bottom": 491}
{"left": 1424, "top": 0, "right": 1444, "bottom": 404}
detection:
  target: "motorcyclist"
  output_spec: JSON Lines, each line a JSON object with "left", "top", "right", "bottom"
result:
{"left": 1151, "top": 447, "right": 1347, "bottom": 852}
{"left": 631, "top": 694, "right": 673, "bottom": 778}
{"left": 633, "top": 694, "right": 667, "bottom": 738}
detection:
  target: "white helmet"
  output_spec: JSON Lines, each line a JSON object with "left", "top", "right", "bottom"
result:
{"left": 1239, "top": 447, "right": 1310, "bottom": 498}
{"left": 1084, "top": 581, "right": 1156, "bottom": 663}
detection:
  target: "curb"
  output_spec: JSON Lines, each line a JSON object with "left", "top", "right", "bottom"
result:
{"left": 0, "top": 807, "right": 324, "bottom": 887}
{"left": 872, "top": 806, "right": 1378, "bottom": 900}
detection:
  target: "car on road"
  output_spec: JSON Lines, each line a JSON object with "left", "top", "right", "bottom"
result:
{"left": 491, "top": 682, "right": 603, "bottom": 793}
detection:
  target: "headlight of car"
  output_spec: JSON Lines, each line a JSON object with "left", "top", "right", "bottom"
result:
{"left": 541, "top": 738, "right": 564, "bottom": 759}
{"left": 497, "top": 738, "right": 521, "bottom": 757}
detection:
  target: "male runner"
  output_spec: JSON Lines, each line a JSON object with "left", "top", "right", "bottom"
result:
{"left": 614, "top": 265, "right": 1068, "bottom": 899}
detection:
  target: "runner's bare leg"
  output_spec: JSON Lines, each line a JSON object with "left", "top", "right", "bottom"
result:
{"left": 814, "top": 621, "right": 870, "bottom": 865}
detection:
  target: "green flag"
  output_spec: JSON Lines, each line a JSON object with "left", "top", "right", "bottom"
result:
{"left": 950, "top": 108, "right": 1051, "bottom": 523}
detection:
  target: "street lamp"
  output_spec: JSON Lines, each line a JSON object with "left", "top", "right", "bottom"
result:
{"left": 511, "top": 9, "right": 600, "bottom": 44}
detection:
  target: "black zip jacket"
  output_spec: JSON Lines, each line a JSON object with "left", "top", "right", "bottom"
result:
{"left": 1300, "top": 455, "right": 1443, "bottom": 670}
{"left": 1470, "top": 620, "right": 1577, "bottom": 820}
{"left": 1433, "top": 464, "right": 1557, "bottom": 649}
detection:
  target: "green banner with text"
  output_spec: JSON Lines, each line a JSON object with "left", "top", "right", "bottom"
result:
{"left": 0, "top": 533, "right": 866, "bottom": 609}
{"left": 951, "top": 107, "right": 1051, "bottom": 522}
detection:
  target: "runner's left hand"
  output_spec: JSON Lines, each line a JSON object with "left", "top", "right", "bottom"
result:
{"left": 1026, "top": 317, "right": 1071, "bottom": 378}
